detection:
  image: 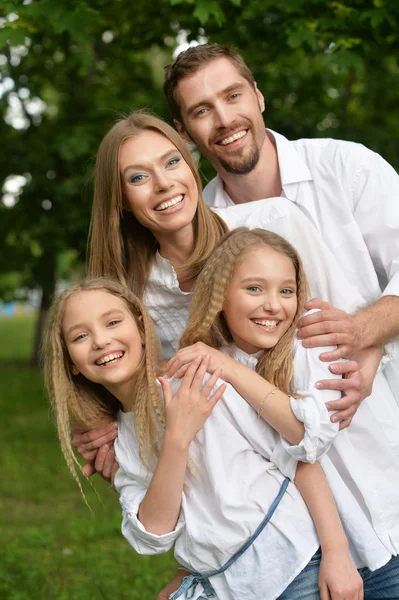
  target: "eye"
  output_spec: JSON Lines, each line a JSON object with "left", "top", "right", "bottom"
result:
{"left": 229, "top": 93, "right": 241, "bottom": 100}
{"left": 107, "top": 319, "right": 121, "bottom": 327}
{"left": 247, "top": 285, "right": 261, "bottom": 293}
{"left": 127, "top": 173, "right": 145, "bottom": 184}
{"left": 194, "top": 107, "right": 208, "bottom": 118}
{"left": 281, "top": 288, "right": 295, "bottom": 296}
{"left": 166, "top": 156, "right": 181, "bottom": 167}
{"left": 73, "top": 333, "right": 87, "bottom": 342}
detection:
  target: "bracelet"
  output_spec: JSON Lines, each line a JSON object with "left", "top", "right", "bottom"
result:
{"left": 257, "top": 387, "right": 278, "bottom": 420}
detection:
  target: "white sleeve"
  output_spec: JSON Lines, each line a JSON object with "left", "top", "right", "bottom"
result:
{"left": 280, "top": 335, "right": 340, "bottom": 463}
{"left": 113, "top": 416, "right": 185, "bottom": 555}
{"left": 352, "top": 149, "right": 399, "bottom": 300}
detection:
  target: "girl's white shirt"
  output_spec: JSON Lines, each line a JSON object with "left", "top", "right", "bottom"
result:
{"left": 114, "top": 332, "right": 399, "bottom": 600}
{"left": 144, "top": 197, "right": 399, "bottom": 454}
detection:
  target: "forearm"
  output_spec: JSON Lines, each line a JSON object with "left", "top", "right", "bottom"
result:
{"left": 354, "top": 295, "right": 399, "bottom": 351}
{"left": 225, "top": 361, "right": 305, "bottom": 445}
{"left": 138, "top": 432, "right": 189, "bottom": 535}
{"left": 295, "top": 462, "right": 348, "bottom": 553}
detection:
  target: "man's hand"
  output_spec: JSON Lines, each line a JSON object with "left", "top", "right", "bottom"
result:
{"left": 71, "top": 423, "right": 119, "bottom": 483}
{"left": 316, "top": 360, "right": 362, "bottom": 430}
{"left": 297, "top": 299, "right": 359, "bottom": 361}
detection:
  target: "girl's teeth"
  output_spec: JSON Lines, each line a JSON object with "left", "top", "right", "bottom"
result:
{"left": 220, "top": 131, "right": 246, "bottom": 146}
{"left": 253, "top": 320, "right": 279, "bottom": 328}
{"left": 155, "top": 195, "right": 183, "bottom": 211}
{"left": 96, "top": 352, "right": 123, "bottom": 365}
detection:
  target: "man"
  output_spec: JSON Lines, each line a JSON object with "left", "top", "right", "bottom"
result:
{"left": 163, "top": 43, "right": 399, "bottom": 419}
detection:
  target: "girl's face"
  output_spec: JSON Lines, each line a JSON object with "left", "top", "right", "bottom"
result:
{"left": 222, "top": 244, "right": 298, "bottom": 354}
{"left": 119, "top": 129, "right": 199, "bottom": 237}
{"left": 62, "top": 290, "right": 144, "bottom": 394}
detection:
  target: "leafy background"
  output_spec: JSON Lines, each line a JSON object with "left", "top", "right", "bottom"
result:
{"left": 0, "top": 0, "right": 398, "bottom": 597}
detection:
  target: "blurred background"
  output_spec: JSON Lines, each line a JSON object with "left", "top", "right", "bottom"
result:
{"left": 1, "top": 0, "right": 398, "bottom": 598}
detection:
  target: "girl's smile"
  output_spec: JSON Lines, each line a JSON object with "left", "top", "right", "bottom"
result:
{"left": 62, "top": 289, "right": 144, "bottom": 406}
{"left": 222, "top": 245, "right": 298, "bottom": 354}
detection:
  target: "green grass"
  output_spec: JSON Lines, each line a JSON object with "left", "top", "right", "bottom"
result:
{"left": 0, "top": 316, "right": 177, "bottom": 599}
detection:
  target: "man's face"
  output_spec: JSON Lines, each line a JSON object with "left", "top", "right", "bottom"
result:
{"left": 175, "top": 57, "right": 266, "bottom": 175}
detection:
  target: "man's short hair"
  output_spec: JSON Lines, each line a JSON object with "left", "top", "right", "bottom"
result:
{"left": 164, "top": 43, "right": 256, "bottom": 124}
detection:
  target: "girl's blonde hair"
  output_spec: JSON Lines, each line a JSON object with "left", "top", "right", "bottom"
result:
{"left": 88, "top": 111, "right": 227, "bottom": 296}
{"left": 42, "top": 278, "right": 164, "bottom": 490}
{"left": 181, "top": 228, "right": 309, "bottom": 395}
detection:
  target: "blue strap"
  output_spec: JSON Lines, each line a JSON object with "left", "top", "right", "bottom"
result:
{"left": 170, "top": 477, "right": 289, "bottom": 599}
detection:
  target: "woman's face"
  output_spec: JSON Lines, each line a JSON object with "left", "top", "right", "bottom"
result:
{"left": 222, "top": 244, "right": 298, "bottom": 354}
{"left": 62, "top": 289, "right": 144, "bottom": 397}
{"left": 119, "top": 130, "right": 199, "bottom": 237}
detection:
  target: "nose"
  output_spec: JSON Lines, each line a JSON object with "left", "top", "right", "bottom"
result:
{"left": 262, "top": 292, "right": 280, "bottom": 313}
{"left": 153, "top": 168, "right": 173, "bottom": 192}
{"left": 214, "top": 103, "right": 233, "bottom": 129}
{"left": 92, "top": 332, "right": 112, "bottom": 350}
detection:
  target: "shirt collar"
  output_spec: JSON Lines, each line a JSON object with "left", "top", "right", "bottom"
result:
{"left": 212, "top": 129, "right": 313, "bottom": 205}
{"left": 228, "top": 344, "right": 263, "bottom": 369}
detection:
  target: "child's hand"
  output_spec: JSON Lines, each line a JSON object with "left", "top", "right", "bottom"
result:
{"left": 318, "top": 548, "right": 363, "bottom": 599}
{"left": 159, "top": 356, "right": 226, "bottom": 448}
{"left": 165, "top": 342, "right": 233, "bottom": 381}
{"left": 157, "top": 570, "right": 190, "bottom": 599}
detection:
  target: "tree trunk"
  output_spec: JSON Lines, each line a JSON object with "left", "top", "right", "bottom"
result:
{"left": 31, "top": 252, "right": 57, "bottom": 367}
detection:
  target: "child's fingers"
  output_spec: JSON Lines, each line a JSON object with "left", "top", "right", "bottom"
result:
{"left": 158, "top": 377, "right": 173, "bottom": 407}
{"left": 319, "top": 581, "right": 330, "bottom": 600}
{"left": 191, "top": 354, "right": 210, "bottom": 389}
{"left": 201, "top": 367, "right": 223, "bottom": 398}
{"left": 175, "top": 364, "right": 190, "bottom": 378}
{"left": 180, "top": 355, "right": 204, "bottom": 390}
{"left": 207, "top": 383, "right": 226, "bottom": 410}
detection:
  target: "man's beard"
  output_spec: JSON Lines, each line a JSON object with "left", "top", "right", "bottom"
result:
{"left": 218, "top": 144, "right": 260, "bottom": 175}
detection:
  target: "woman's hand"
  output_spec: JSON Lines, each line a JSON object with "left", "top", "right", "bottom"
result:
{"left": 159, "top": 355, "right": 226, "bottom": 449}
{"left": 318, "top": 548, "right": 363, "bottom": 599}
{"left": 165, "top": 342, "right": 234, "bottom": 381}
{"left": 71, "top": 422, "right": 119, "bottom": 483}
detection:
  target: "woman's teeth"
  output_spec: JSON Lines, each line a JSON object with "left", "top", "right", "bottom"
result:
{"left": 219, "top": 130, "right": 246, "bottom": 146}
{"left": 155, "top": 195, "right": 183, "bottom": 211}
{"left": 96, "top": 352, "right": 124, "bottom": 366}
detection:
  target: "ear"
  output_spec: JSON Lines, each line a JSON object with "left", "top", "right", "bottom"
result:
{"left": 70, "top": 364, "right": 80, "bottom": 376}
{"left": 254, "top": 82, "right": 265, "bottom": 113}
{"left": 174, "top": 119, "right": 194, "bottom": 144}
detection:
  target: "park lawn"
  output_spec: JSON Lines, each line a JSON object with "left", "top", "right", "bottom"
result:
{"left": 0, "top": 316, "right": 177, "bottom": 600}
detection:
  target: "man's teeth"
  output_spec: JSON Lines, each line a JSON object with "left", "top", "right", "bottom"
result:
{"left": 219, "top": 130, "right": 246, "bottom": 146}
{"left": 96, "top": 352, "right": 124, "bottom": 366}
{"left": 253, "top": 320, "right": 279, "bottom": 328}
{"left": 155, "top": 195, "right": 183, "bottom": 211}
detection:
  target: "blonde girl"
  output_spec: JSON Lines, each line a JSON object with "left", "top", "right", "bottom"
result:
{"left": 167, "top": 227, "right": 399, "bottom": 599}
{"left": 44, "top": 276, "right": 365, "bottom": 600}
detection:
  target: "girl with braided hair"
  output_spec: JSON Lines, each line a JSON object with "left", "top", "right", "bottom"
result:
{"left": 165, "top": 227, "right": 399, "bottom": 599}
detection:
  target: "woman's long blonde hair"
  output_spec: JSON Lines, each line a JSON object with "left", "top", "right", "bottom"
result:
{"left": 42, "top": 278, "right": 164, "bottom": 490}
{"left": 181, "top": 228, "right": 309, "bottom": 395}
{"left": 88, "top": 111, "right": 227, "bottom": 296}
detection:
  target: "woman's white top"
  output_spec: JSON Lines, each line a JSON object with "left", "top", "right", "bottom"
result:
{"left": 114, "top": 333, "right": 399, "bottom": 600}
{"left": 144, "top": 197, "right": 399, "bottom": 455}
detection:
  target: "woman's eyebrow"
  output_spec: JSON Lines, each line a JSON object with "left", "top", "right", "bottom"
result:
{"left": 122, "top": 150, "right": 180, "bottom": 175}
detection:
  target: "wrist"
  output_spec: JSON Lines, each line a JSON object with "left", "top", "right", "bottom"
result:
{"left": 320, "top": 537, "right": 349, "bottom": 556}
{"left": 162, "top": 429, "right": 191, "bottom": 454}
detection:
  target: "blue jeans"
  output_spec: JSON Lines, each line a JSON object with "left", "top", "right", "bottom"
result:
{"left": 278, "top": 550, "right": 399, "bottom": 599}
